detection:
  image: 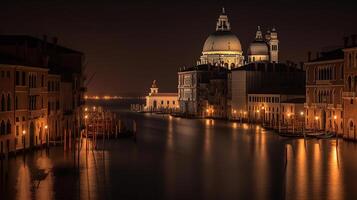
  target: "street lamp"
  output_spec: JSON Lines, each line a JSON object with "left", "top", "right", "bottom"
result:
{"left": 22, "top": 130, "right": 26, "bottom": 150}
{"left": 85, "top": 107, "right": 88, "bottom": 112}
{"left": 45, "top": 125, "right": 49, "bottom": 147}
{"left": 315, "top": 116, "right": 319, "bottom": 133}
{"left": 300, "top": 111, "right": 305, "bottom": 135}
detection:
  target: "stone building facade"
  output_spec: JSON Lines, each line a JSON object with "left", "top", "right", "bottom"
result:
{"left": 304, "top": 49, "right": 344, "bottom": 135}
{"left": 0, "top": 35, "right": 85, "bottom": 154}
{"left": 231, "top": 62, "right": 305, "bottom": 121}
{"left": 342, "top": 39, "right": 357, "bottom": 140}
{"left": 178, "top": 65, "right": 228, "bottom": 118}
{"left": 247, "top": 93, "right": 304, "bottom": 129}
{"left": 145, "top": 80, "right": 178, "bottom": 112}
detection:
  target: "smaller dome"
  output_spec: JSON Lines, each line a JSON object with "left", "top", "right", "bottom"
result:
{"left": 248, "top": 41, "right": 269, "bottom": 55}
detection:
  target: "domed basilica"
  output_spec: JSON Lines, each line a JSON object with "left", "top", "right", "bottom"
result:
{"left": 199, "top": 8, "right": 279, "bottom": 69}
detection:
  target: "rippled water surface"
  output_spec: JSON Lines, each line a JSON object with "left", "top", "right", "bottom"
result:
{"left": 1, "top": 111, "right": 357, "bottom": 200}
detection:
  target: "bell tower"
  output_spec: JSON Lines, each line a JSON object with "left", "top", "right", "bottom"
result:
{"left": 150, "top": 80, "right": 158, "bottom": 95}
{"left": 268, "top": 27, "right": 279, "bottom": 63}
{"left": 216, "top": 7, "right": 231, "bottom": 31}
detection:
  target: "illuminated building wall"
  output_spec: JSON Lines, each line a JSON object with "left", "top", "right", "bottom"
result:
{"left": 304, "top": 50, "right": 344, "bottom": 134}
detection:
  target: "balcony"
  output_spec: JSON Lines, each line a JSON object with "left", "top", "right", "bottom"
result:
{"left": 343, "top": 92, "right": 356, "bottom": 98}
{"left": 327, "top": 104, "right": 342, "bottom": 109}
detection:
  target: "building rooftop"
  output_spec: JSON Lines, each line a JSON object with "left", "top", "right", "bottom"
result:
{"left": 150, "top": 93, "right": 178, "bottom": 97}
{"left": 232, "top": 62, "right": 304, "bottom": 72}
{"left": 179, "top": 64, "right": 228, "bottom": 72}
{"left": 0, "top": 35, "right": 83, "bottom": 54}
{"left": 308, "top": 48, "right": 344, "bottom": 62}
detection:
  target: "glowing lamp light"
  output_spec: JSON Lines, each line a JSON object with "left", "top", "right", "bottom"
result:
{"left": 45, "top": 125, "right": 48, "bottom": 129}
{"left": 256, "top": 110, "right": 260, "bottom": 113}
{"left": 22, "top": 130, "right": 26, "bottom": 135}
{"left": 243, "top": 111, "right": 247, "bottom": 115}
{"left": 300, "top": 111, "right": 304, "bottom": 116}
{"left": 334, "top": 115, "right": 337, "bottom": 120}
{"left": 287, "top": 113, "right": 291, "bottom": 117}
{"left": 233, "top": 110, "right": 237, "bottom": 114}
{"left": 206, "top": 109, "right": 209, "bottom": 113}
{"left": 85, "top": 115, "right": 88, "bottom": 119}
{"left": 261, "top": 106, "right": 265, "bottom": 110}
{"left": 93, "top": 106, "right": 96, "bottom": 111}
{"left": 315, "top": 116, "right": 319, "bottom": 120}
{"left": 84, "top": 107, "right": 88, "bottom": 112}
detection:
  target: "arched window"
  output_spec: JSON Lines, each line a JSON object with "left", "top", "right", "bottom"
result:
{"left": 6, "top": 120, "right": 11, "bottom": 134}
{"left": 0, "top": 120, "right": 5, "bottom": 135}
{"left": 350, "top": 121, "right": 354, "bottom": 131}
{"left": 7, "top": 94, "right": 11, "bottom": 111}
{"left": 1, "top": 94, "right": 5, "bottom": 111}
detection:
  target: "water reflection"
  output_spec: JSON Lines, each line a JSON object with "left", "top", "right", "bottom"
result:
{"left": 1, "top": 112, "right": 357, "bottom": 199}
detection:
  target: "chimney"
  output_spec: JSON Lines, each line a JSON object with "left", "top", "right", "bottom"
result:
{"left": 351, "top": 34, "right": 357, "bottom": 47}
{"left": 344, "top": 37, "right": 349, "bottom": 48}
{"left": 308, "top": 51, "right": 312, "bottom": 61}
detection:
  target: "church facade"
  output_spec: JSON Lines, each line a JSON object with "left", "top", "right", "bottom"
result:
{"left": 178, "top": 8, "right": 286, "bottom": 119}
{"left": 145, "top": 80, "right": 179, "bottom": 113}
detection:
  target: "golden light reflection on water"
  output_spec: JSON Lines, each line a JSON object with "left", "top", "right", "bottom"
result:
{"left": 328, "top": 144, "right": 343, "bottom": 200}
{"left": 80, "top": 140, "right": 99, "bottom": 200}
{"left": 35, "top": 156, "right": 54, "bottom": 200}
{"left": 16, "top": 164, "right": 31, "bottom": 200}
{"left": 254, "top": 127, "right": 268, "bottom": 200}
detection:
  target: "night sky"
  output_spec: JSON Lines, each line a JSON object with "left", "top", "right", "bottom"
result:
{"left": 1, "top": 0, "right": 357, "bottom": 96}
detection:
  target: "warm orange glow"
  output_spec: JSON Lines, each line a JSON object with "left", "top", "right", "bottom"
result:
{"left": 84, "top": 115, "right": 88, "bottom": 119}
{"left": 206, "top": 109, "right": 209, "bottom": 113}
{"left": 22, "top": 130, "right": 26, "bottom": 135}
{"left": 45, "top": 125, "right": 48, "bottom": 129}
{"left": 261, "top": 106, "right": 265, "bottom": 110}
{"left": 287, "top": 113, "right": 291, "bottom": 117}
{"left": 84, "top": 107, "right": 88, "bottom": 112}
{"left": 233, "top": 110, "right": 237, "bottom": 114}
{"left": 315, "top": 116, "right": 319, "bottom": 120}
{"left": 334, "top": 115, "right": 337, "bottom": 120}
{"left": 256, "top": 110, "right": 260, "bottom": 113}
{"left": 300, "top": 111, "right": 304, "bottom": 116}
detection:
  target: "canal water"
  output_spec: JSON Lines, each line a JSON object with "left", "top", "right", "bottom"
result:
{"left": 1, "top": 111, "right": 357, "bottom": 200}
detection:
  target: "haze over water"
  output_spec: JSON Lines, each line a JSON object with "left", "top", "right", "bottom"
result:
{"left": 1, "top": 110, "right": 357, "bottom": 200}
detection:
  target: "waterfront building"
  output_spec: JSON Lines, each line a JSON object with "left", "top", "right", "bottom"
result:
{"left": 342, "top": 35, "right": 357, "bottom": 140}
{"left": 47, "top": 74, "right": 61, "bottom": 141}
{"left": 304, "top": 49, "right": 344, "bottom": 135}
{"left": 0, "top": 35, "right": 85, "bottom": 154}
{"left": 178, "top": 64, "right": 228, "bottom": 118}
{"left": 230, "top": 62, "right": 305, "bottom": 121}
{"left": 247, "top": 92, "right": 305, "bottom": 130}
{"left": 145, "top": 80, "right": 178, "bottom": 113}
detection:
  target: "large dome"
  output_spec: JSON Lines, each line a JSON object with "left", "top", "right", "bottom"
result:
{"left": 248, "top": 41, "right": 269, "bottom": 55}
{"left": 202, "top": 31, "right": 242, "bottom": 53}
